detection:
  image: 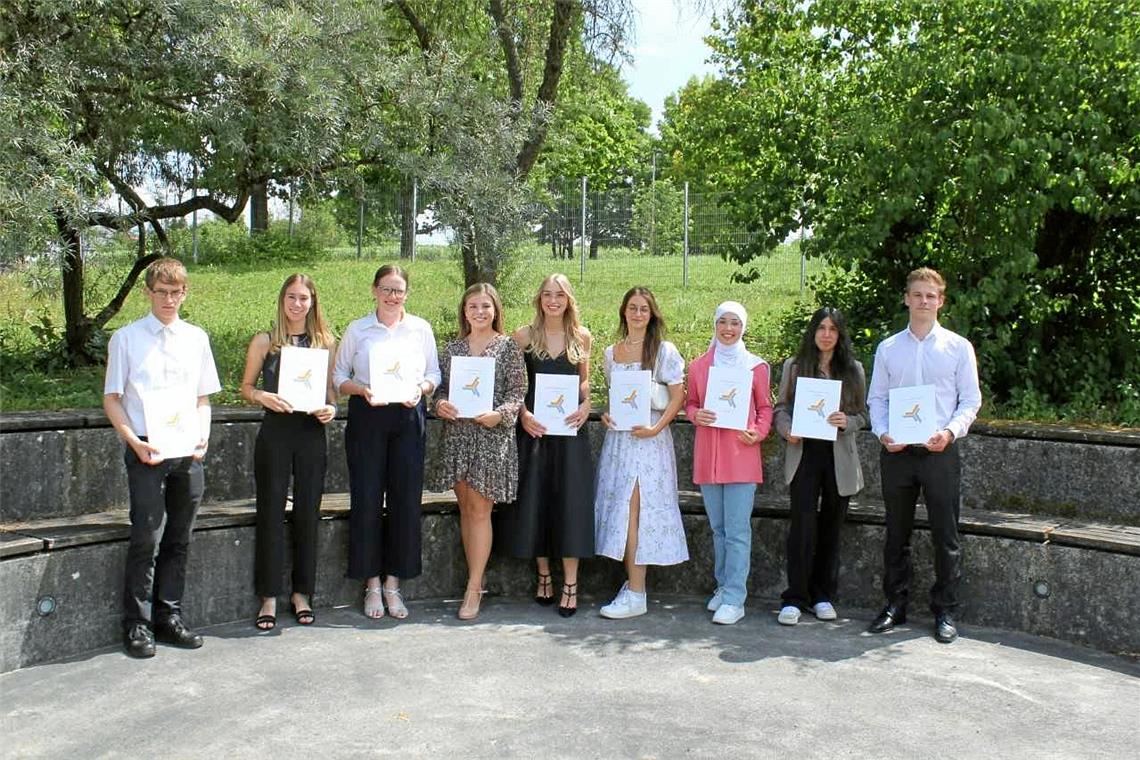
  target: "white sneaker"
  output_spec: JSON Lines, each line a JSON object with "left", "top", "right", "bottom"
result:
{"left": 812, "top": 601, "right": 837, "bottom": 621}
{"left": 706, "top": 587, "right": 725, "bottom": 612}
{"left": 600, "top": 582, "right": 647, "bottom": 619}
{"left": 712, "top": 603, "right": 744, "bottom": 625}
{"left": 777, "top": 605, "right": 801, "bottom": 625}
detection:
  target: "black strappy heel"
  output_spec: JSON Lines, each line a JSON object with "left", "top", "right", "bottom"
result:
{"left": 557, "top": 582, "right": 578, "bottom": 618}
{"left": 535, "top": 573, "right": 555, "bottom": 606}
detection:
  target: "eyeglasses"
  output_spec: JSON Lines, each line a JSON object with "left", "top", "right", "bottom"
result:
{"left": 376, "top": 286, "right": 407, "bottom": 298}
{"left": 149, "top": 287, "right": 185, "bottom": 301}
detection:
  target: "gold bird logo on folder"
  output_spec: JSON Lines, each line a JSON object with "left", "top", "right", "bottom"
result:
{"left": 807, "top": 398, "right": 826, "bottom": 418}
{"left": 903, "top": 403, "right": 922, "bottom": 424}
{"left": 719, "top": 387, "right": 738, "bottom": 408}
{"left": 164, "top": 412, "right": 181, "bottom": 429}
{"left": 548, "top": 393, "right": 566, "bottom": 414}
{"left": 384, "top": 361, "right": 403, "bottom": 381}
{"left": 463, "top": 376, "right": 481, "bottom": 396}
{"left": 621, "top": 388, "right": 639, "bottom": 409}
{"left": 294, "top": 368, "right": 313, "bottom": 390}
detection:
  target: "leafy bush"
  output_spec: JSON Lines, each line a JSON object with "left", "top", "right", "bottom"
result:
{"left": 169, "top": 220, "right": 325, "bottom": 265}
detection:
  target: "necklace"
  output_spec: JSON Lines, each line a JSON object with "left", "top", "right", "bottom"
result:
{"left": 623, "top": 337, "right": 644, "bottom": 345}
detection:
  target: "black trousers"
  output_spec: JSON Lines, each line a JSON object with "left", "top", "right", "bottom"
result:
{"left": 254, "top": 411, "right": 327, "bottom": 598}
{"left": 345, "top": 396, "right": 426, "bottom": 580}
{"left": 879, "top": 443, "right": 962, "bottom": 614}
{"left": 781, "top": 440, "right": 849, "bottom": 610}
{"left": 122, "top": 447, "right": 204, "bottom": 628}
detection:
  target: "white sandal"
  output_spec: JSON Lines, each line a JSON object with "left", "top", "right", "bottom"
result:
{"left": 363, "top": 586, "right": 385, "bottom": 619}
{"left": 383, "top": 587, "right": 408, "bottom": 619}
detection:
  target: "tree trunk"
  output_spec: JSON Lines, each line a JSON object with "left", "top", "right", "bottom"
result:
{"left": 250, "top": 182, "right": 269, "bottom": 234}
{"left": 54, "top": 212, "right": 95, "bottom": 365}
{"left": 399, "top": 177, "right": 416, "bottom": 259}
{"left": 461, "top": 222, "right": 479, "bottom": 287}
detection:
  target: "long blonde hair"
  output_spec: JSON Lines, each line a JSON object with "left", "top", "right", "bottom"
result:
{"left": 268, "top": 273, "right": 335, "bottom": 352}
{"left": 527, "top": 273, "right": 588, "bottom": 363}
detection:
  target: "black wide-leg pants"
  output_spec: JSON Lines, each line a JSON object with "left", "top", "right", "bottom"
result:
{"left": 122, "top": 448, "right": 204, "bottom": 628}
{"left": 345, "top": 395, "right": 426, "bottom": 580}
{"left": 781, "top": 439, "right": 849, "bottom": 610}
{"left": 254, "top": 411, "right": 327, "bottom": 598}
{"left": 879, "top": 443, "right": 962, "bottom": 615}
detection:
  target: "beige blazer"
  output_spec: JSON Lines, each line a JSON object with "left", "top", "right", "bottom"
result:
{"left": 773, "top": 357, "right": 867, "bottom": 497}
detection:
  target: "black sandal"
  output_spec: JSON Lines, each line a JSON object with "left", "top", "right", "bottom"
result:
{"left": 291, "top": 603, "right": 315, "bottom": 626}
{"left": 255, "top": 614, "right": 276, "bottom": 631}
{"left": 557, "top": 582, "right": 578, "bottom": 618}
{"left": 535, "top": 573, "right": 555, "bottom": 606}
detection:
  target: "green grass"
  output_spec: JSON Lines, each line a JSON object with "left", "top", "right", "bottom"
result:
{"left": 0, "top": 243, "right": 822, "bottom": 411}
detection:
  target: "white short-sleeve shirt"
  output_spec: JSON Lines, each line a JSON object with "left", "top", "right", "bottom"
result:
{"left": 103, "top": 313, "right": 222, "bottom": 437}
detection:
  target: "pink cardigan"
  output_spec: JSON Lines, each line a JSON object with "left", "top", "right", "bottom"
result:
{"left": 684, "top": 350, "right": 773, "bottom": 485}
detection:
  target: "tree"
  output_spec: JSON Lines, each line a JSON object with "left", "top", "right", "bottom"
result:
{"left": 669, "top": 0, "right": 1140, "bottom": 411}
{"left": 387, "top": 0, "right": 634, "bottom": 286}
{"left": 531, "top": 55, "right": 651, "bottom": 259}
{"left": 630, "top": 181, "right": 686, "bottom": 257}
{"left": 1, "top": 0, "right": 393, "bottom": 364}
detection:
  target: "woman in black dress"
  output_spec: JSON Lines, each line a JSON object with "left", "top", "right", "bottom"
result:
{"left": 240, "top": 274, "right": 337, "bottom": 630}
{"left": 499, "top": 273, "right": 595, "bottom": 617}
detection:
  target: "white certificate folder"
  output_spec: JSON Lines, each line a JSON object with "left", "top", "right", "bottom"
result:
{"left": 142, "top": 387, "right": 200, "bottom": 459}
{"left": 534, "top": 373, "right": 580, "bottom": 436}
{"left": 888, "top": 384, "right": 938, "bottom": 445}
{"left": 704, "top": 366, "right": 752, "bottom": 431}
{"left": 789, "top": 377, "right": 842, "bottom": 441}
{"left": 448, "top": 356, "right": 495, "bottom": 418}
{"left": 369, "top": 342, "right": 424, "bottom": 404}
{"left": 608, "top": 370, "right": 651, "bottom": 431}
{"left": 277, "top": 345, "right": 329, "bottom": 412}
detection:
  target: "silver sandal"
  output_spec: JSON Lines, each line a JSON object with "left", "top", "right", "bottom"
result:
{"left": 363, "top": 586, "right": 385, "bottom": 619}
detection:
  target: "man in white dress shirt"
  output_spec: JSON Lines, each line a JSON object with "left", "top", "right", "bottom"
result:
{"left": 103, "top": 258, "right": 221, "bottom": 658}
{"left": 866, "top": 267, "right": 982, "bottom": 643}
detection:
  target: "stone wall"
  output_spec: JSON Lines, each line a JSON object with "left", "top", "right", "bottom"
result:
{"left": 3, "top": 506, "right": 1137, "bottom": 672}
{"left": 2, "top": 409, "right": 1137, "bottom": 523}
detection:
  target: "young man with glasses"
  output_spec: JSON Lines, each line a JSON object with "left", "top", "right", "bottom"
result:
{"left": 103, "top": 257, "right": 221, "bottom": 658}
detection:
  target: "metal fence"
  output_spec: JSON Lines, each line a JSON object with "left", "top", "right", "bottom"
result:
{"left": 514, "top": 180, "right": 822, "bottom": 296}
{"left": 289, "top": 177, "right": 826, "bottom": 294}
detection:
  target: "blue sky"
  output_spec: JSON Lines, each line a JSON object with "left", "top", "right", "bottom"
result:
{"left": 622, "top": 0, "right": 721, "bottom": 134}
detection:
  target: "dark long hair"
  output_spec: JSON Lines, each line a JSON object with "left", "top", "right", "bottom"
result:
{"left": 783, "top": 307, "right": 865, "bottom": 412}
{"left": 618, "top": 286, "right": 665, "bottom": 370}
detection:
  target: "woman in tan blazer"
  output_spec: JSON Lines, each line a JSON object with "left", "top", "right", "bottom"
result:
{"left": 773, "top": 308, "right": 867, "bottom": 625}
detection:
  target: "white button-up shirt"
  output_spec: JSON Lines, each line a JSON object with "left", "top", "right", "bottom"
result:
{"left": 103, "top": 313, "right": 222, "bottom": 437}
{"left": 333, "top": 311, "right": 441, "bottom": 390}
{"left": 868, "top": 322, "right": 982, "bottom": 441}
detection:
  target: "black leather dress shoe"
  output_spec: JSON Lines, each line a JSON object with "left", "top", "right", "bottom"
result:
{"left": 934, "top": 613, "right": 958, "bottom": 643}
{"left": 867, "top": 605, "right": 907, "bottom": 634}
{"left": 154, "top": 618, "right": 204, "bottom": 649}
{"left": 124, "top": 624, "right": 156, "bottom": 659}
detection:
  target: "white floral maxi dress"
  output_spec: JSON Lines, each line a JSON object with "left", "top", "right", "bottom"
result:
{"left": 593, "top": 341, "right": 690, "bottom": 565}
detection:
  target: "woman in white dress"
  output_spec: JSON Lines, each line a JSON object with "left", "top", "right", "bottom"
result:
{"left": 594, "top": 286, "right": 688, "bottom": 619}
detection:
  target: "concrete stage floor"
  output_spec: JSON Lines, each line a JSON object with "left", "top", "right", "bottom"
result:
{"left": 2, "top": 595, "right": 1137, "bottom": 759}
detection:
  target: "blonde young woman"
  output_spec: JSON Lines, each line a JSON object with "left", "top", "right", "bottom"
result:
{"left": 498, "top": 274, "right": 594, "bottom": 617}
{"left": 240, "top": 274, "right": 337, "bottom": 630}
{"left": 594, "top": 286, "right": 688, "bottom": 618}
{"left": 432, "top": 283, "right": 526, "bottom": 620}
